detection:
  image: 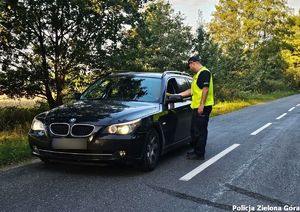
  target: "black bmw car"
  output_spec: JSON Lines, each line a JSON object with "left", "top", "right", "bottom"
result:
{"left": 29, "top": 71, "right": 193, "bottom": 171}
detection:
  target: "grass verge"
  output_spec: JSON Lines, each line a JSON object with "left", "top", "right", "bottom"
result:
{"left": 0, "top": 135, "right": 32, "bottom": 168}
{"left": 212, "top": 91, "right": 297, "bottom": 116}
{"left": 0, "top": 127, "right": 32, "bottom": 167}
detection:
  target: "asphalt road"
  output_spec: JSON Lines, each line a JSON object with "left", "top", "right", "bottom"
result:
{"left": 1, "top": 94, "right": 300, "bottom": 212}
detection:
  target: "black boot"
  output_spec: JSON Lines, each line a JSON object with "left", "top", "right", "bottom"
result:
{"left": 186, "top": 152, "right": 205, "bottom": 160}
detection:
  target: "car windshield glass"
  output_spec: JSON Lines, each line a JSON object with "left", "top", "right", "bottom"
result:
{"left": 81, "top": 76, "right": 162, "bottom": 102}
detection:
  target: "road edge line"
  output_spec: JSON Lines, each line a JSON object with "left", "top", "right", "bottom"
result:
{"left": 179, "top": 144, "right": 240, "bottom": 181}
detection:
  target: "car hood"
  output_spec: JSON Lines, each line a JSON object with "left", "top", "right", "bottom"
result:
{"left": 44, "top": 100, "right": 160, "bottom": 125}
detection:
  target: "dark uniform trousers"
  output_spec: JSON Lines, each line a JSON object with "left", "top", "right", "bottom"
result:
{"left": 190, "top": 106, "right": 212, "bottom": 156}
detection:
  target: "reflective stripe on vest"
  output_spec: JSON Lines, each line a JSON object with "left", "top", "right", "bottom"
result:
{"left": 191, "top": 66, "right": 214, "bottom": 109}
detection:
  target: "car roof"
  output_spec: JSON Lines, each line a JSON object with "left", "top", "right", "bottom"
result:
{"left": 112, "top": 72, "right": 163, "bottom": 78}
{"left": 111, "top": 71, "right": 191, "bottom": 79}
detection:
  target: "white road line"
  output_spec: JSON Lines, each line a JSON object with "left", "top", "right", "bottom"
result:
{"left": 179, "top": 144, "right": 240, "bottom": 181}
{"left": 276, "top": 113, "right": 287, "bottom": 120}
{"left": 250, "top": 123, "right": 272, "bottom": 135}
{"left": 288, "top": 107, "right": 295, "bottom": 112}
{"left": 297, "top": 104, "right": 300, "bottom": 107}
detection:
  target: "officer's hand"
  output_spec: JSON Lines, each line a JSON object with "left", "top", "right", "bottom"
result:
{"left": 198, "top": 105, "right": 204, "bottom": 115}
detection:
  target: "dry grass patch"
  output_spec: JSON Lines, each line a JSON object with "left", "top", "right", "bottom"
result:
{"left": 0, "top": 95, "right": 43, "bottom": 108}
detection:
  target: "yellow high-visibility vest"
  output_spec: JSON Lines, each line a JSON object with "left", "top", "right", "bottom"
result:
{"left": 191, "top": 66, "right": 214, "bottom": 109}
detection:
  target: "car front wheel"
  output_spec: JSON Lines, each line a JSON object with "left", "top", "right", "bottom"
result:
{"left": 140, "top": 129, "right": 161, "bottom": 172}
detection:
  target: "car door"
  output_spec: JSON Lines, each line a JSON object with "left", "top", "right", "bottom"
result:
{"left": 163, "top": 76, "right": 192, "bottom": 147}
{"left": 172, "top": 77, "right": 192, "bottom": 142}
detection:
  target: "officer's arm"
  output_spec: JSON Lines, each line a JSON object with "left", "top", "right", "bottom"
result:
{"left": 198, "top": 87, "right": 209, "bottom": 114}
{"left": 179, "top": 89, "right": 191, "bottom": 97}
{"left": 200, "top": 87, "right": 209, "bottom": 106}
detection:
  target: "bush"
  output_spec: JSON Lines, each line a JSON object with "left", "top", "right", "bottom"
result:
{"left": 260, "top": 79, "right": 287, "bottom": 92}
{"left": 0, "top": 102, "right": 48, "bottom": 131}
{"left": 214, "top": 85, "right": 243, "bottom": 102}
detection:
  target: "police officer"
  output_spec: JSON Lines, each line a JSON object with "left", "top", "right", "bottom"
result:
{"left": 179, "top": 56, "right": 214, "bottom": 160}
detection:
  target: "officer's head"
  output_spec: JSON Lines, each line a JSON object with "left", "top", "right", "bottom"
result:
{"left": 187, "top": 56, "right": 202, "bottom": 72}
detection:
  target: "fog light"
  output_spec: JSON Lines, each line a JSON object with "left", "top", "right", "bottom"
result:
{"left": 119, "top": 151, "right": 126, "bottom": 157}
{"left": 88, "top": 135, "right": 94, "bottom": 142}
{"left": 37, "top": 131, "right": 45, "bottom": 136}
{"left": 33, "top": 146, "right": 39, "bottom": 153}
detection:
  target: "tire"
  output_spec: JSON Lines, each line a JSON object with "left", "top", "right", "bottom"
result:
{"left": 139, "top": 129, "right": 161, "bottom": 172}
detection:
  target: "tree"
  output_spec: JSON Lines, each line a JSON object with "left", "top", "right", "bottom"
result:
{"left": 209, "top": 0, "right": 242, "bottom": 49}
{"left": 192, "top": 24, "right": 223, "bottom": 72}
{"left": 0, "top": 0, "right": 143, "bottom": 108}
{"left": 281, "top": 11, "right": 300, "bottom": 88}
{"left": 210, "top": 0, "right": 289, "bottom": 50}
{"left": 208, "top": 0, "right": 291, "bottom": 94}
{"left": 248, "top": 40, "right": 287, "bottom": 92}
{"left": 192, "top": 24, "right": 233, "bottom": 100}
{"left": 115, "top": 0, "right": 193, "bottom": 72}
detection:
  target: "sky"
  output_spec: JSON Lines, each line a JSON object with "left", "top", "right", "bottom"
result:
{"left": 168, "top": 0, "right": 300, "bottom": 28}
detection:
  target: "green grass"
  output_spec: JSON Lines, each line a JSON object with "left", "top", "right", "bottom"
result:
{"left": 0, "top": 96, "right": 46, "bottom": 167}
{"left": 0, "top": 127, "right": 32, "bottom": 167}
{"left": 0, "top": 133, "right": 32, "bottom": 167}
{"left": 212, "top": 90, "right": 298, "bottom": 116}
{"left": 241, "top": 90, "right": 297, "bottom": 101}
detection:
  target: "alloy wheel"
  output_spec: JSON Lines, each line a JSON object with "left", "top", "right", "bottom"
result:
{"left": 146, "top": 135, "right": 159, "bottom": 165}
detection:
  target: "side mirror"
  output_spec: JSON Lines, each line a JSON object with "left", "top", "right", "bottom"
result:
{"left": 74, "top": 92, "right": 81, "bottom": 100}
{"left": 166, "top": 94, "right": 183, "bottom": 103}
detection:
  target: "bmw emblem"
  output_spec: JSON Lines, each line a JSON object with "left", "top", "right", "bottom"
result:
{"left": 69, "top": 118, "right": 76, "bottom": 123}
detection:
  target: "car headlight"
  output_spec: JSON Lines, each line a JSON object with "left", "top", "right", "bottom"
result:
{"left": 104, "top": 119, "right": 141, "bottom": 135}
{"left": 31, "top": 118, "right": 45, "bottom": 131}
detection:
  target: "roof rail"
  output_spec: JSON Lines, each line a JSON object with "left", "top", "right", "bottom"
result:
{"left": 162, "top": 71, "right": 191, "bottom": 78}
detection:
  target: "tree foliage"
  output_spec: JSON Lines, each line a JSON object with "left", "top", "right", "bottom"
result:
{"left": 0, "top": 0, "right": 299, "bottom": 107}
{"left": 193, "top": 25, "right": 222, "bottom": 71}
{"left": 282, "top": 11, "right": 300, "bottom": 88}
{"left": 209, "top": 0, "right": 289, "bottom": 50}
{"left": 208, "top": 0, "right": 292, "bottom": 97}
{"left": 115, "top": 0, "right": 193, "bottom": 72}
{"left": 0, "top": 0, "right": 143, "bottom": 108}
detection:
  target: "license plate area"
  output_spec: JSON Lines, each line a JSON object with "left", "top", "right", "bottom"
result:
{"left": 52, "top": 138, "right": 87, "bottom": 150}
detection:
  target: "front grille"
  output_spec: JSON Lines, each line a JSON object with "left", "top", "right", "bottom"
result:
{"left": 50, "top": 123, "right": 70, "bottom": 136}
{"left": 71, "top": 124, "right": 95, "bottom": 137}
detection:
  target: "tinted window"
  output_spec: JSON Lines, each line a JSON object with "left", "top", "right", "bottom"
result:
{"left": 175, "top": 77, "right": 191, "bottom": 93}
{"left": 81, "top": 76, "right": 162, "bottom": 102}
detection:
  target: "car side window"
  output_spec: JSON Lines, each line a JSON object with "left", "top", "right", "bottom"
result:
{"left": 175, "top": 77, "right": 190, "bottom": 93}
{"left": 165, "top": 77, "right": 190, "bottom": 110}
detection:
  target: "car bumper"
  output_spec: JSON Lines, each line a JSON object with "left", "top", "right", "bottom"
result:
{"left": 28, "top": 131, "right": 147, "bottom": 164}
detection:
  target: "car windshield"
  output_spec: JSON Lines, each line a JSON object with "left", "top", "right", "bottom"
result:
{"left": 81, "top": 76, "right": 162, "bottom": 102}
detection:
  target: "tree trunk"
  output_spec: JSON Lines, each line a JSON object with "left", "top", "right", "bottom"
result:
{"left": 55, "top": 75, "right": 64, "bottom": 107}
{"left": 45, "top": 84, "right": 56, "bottom": 109}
